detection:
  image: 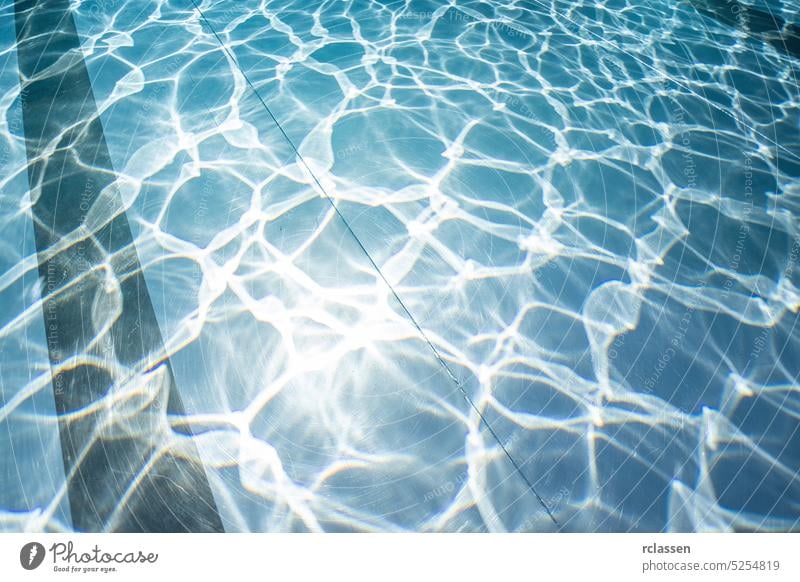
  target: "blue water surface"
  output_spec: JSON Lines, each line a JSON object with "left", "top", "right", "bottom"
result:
{"left": 1, "top": 0, "right": 799, "bottom": 532}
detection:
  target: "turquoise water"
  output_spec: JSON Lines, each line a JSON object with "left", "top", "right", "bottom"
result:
{"left": 1, "top": 0, "right": 799, "bottom": 532}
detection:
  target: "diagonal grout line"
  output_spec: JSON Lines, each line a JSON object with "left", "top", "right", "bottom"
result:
{"left": 188, "top": 0, "right": 560, "bottom": 527}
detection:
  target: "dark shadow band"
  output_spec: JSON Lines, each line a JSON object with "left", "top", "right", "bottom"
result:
{"left": 14, "top": 0, "right": 223, "bottom": 532}
{"left": 690, "top": 0, "right": 800, "bottom": 60}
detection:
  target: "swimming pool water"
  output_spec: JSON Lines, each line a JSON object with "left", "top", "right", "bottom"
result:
{"left": 1, "top": 0, "right": 799, "bottom": 532}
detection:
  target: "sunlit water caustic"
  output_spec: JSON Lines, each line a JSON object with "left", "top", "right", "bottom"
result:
{"left": 1, "top": 0, "right": 799, "bottom": 532}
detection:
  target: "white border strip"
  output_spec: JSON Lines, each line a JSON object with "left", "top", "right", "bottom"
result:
{"left": 1, "top": 533, "right": 797, "bottom": 581}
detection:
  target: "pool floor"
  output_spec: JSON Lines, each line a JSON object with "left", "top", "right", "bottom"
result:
{"left": 1, "top": 0, "right": 799, "bottom": 532}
